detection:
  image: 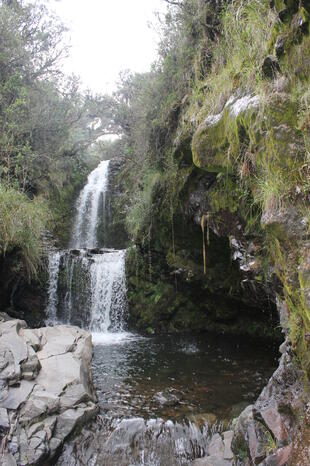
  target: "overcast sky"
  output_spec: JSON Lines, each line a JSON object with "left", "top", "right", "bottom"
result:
{"left": 49, "top": 0, "right": 167, "bottom": 94}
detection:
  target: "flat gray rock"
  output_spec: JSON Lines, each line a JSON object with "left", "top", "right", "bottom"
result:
{"left": 223, "top": 431, "right": 234, "bottom": 460}
{"left": 36, "top": 352, "right": 80, "bottom": 395}
{"left": 0, "top": 317, "right": 97, "bottom": 465}
{"left": 192, "top": 456, "right": 232, "bottom": 466}
{"left": 0, "top": 379, "right": 35, "bottom": 410}
{"left": 36, "top": 326, "right": 81, "bottom": 359}
{"left": 0, "top": 407, "right": 9, "bottom": 428}
{"left": 208, "top": 433, "right": 224, "bottom": 457}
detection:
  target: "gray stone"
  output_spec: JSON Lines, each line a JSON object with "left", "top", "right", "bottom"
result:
{"left": 0, "top": 379, "right": 35, "bottom": 410}
{"left": 261, "top": 206, "right": 307, "bottom": 240}
{"left": 193, "top": 455, "right": 232, "bottom": 466}
{"left": 223, "top": 431, "right": 234, "bottom": 460}
{"left": 27, "top": 415, "right": 57, "bottom": 440}
{"left": 192, "top": 459, "right": 209, "bottom": 466}
{"left": 54, "top": 403, "right": 97, "bottom": 440}
{"left": 36, "top": 352, "right": 81, "bottom": 395}
{"left": 1, "top": 452, "right": 17, "bottom": 466}
{"left": 152, "top": 390, "right": 181, "bottom": 407}
{"left": 0, "top": 407, "right": 9, "bottom": 428}
{"left": 208, "top": 433, "right": 224, "bottom": 457}
{"left": 19, "top": 388, "right": 59, "bottom": 425}
{"left": 21, "top": 352, "right": 41, "bottom": 380}
{"left": 19, "top": 328, "right": 41, "bottom": 351}
{"left": 26, "top": 430, "right": 48, "bottom": 465}
{"left": 49, "top": 437, "right": 62, "bottom": 456}
{"left": 261, "top": 444, "right": 292, "bottom": 466}
{"left": 60, "top": 383, "right": 90, "bottom": 409}
{"left": 0, "top": 317, "right": 98, "bottom": 465}
{"left": 36, "top": 326, "right": 80, "bottom": 359}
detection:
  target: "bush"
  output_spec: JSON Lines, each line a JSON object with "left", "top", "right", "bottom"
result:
{"left": 0, "top": 185, "right": 49, "bottom": 277}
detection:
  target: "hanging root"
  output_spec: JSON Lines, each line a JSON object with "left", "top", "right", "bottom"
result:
{"left": 201, "top": 213, "right": 210, "bottom": 275}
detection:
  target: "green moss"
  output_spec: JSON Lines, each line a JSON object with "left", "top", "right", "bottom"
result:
{"left": 274, "top": 0, "right": 285, "bottom": 13}
{"left": 192, "top": 94, "right": 262, "bottom": 172}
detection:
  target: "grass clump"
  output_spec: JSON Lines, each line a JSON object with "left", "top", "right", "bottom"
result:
{"left": 125, "top": 168, "right": 162, "bottom": 242}
{"left": 0, "top": 185, "right": 49, "bottom": 277}
{"left": 194, "top": 0, "right": 277, "bottom": 120}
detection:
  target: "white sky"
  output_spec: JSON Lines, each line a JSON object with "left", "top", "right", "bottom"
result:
{"left": 49, "top": 0, "right": 167, "bottom": 95}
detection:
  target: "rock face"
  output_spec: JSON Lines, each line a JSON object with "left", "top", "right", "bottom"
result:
{"left": 97, "top": 157, "right": 128, "bottom": 250}
{"left": 232, "top": 336, "right": 309, "bottom": 465}
{"left": 192, "top": 94, "right": 260, "bottom": 172}
{"left": 0, "top": 313, "right": 98, "bottom": 465}
{"left": 191, "top": 430, "right": 234, "bottom": 466}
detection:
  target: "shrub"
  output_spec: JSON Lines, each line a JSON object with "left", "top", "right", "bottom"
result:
{"left": 0, "top": 185, "right": 49, "bottom": 277}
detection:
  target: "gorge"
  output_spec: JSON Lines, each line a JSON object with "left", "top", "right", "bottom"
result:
{"left": 1, "top": 0, "right": 310, "bottom": 465}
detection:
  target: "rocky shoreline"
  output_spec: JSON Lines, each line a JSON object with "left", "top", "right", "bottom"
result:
{"left": 1, "top": 309, "right": 309, "bottom": 465}
{"left": 0, "top": 313, "right": 98, "bottom": 465}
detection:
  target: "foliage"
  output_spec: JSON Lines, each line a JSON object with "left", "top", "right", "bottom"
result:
{"left": 0, "top": 0, "right": 121, "bottom": 273}
{"left": 0, "top": 184, "right": 49, "bottom": 277}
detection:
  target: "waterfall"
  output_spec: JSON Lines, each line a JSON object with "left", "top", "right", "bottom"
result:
{"left": 70, "top": 160, "right": 110, "bottom": 249}
{"left": 90, "top": 250, "right": 127, "bottom": 333}
{"left": 45, "top": 160, "right": 128, "bottom": 339}
{"left": 45, "top": 251, "right": 62, "bottom": 325}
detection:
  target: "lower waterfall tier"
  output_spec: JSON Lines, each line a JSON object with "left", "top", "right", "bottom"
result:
{"left": 45, "top": 248, "right": 128, "bottom": 333}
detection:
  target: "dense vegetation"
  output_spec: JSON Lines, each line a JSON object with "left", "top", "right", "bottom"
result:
{"left": 102, "top": 0, "right": 310, "bottom": 374}
{"left": 0, "top": 0, "right": 121, "bottom": 274}
{"left": 2, "top": 1, "right": 310, "bottom": 463}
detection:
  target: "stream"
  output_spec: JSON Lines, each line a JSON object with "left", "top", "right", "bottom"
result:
{"left": 45, "top": 159, "right": 278, "bottom": 465}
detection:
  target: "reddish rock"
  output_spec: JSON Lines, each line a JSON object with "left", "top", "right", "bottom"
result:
{"left": 260, "top": 408, "right": 288, "bottom": 443}
{"left": 263, "top": 444, "right": 292, "bottom": 466}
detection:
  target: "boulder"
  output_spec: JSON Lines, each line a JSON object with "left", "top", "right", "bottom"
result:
{"left": 232, "top": 341, "right": 306, "bottom": 465}
{"left": 0, "top": 315, "right": 98, "bottom": 465}
{"left": 191, "top": 431, "right": 234, "bottom": 466}
{"left": 208, "top": 433, "right": 224, "bottom": 456}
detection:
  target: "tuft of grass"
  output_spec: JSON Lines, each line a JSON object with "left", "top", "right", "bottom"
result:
{"left": 193, "top": 0, "right": 277, "bottom": 121}
{"left": 125, "top": 168, "right": 162, "bottom": 242}
{"left": 0, "top": 185, "right": 49, "bottom": 278}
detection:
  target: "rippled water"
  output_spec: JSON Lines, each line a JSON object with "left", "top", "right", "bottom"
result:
{"left": 92, "top": 333, "right": 277, "bottom": 423}
{"left": 57, "top": 333, "right": 278, "bottom": 466}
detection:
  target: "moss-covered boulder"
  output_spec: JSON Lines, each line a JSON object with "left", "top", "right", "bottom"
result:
{"left": 192, "top": 94, "right": 260, "bottom": 171}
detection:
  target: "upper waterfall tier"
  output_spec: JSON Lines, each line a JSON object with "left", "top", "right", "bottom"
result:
{"left": 70, "top": 160, "right": 110, "bottom": 249}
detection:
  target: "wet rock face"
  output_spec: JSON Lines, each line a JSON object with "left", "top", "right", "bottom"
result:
{"left": 0, "top": 252, "right": 48, "bottom": 328}
{"left": 98, "top": 157, "right": 128, "bottom": 250}
{"left": 0, "top": 313, "right": 98, "bottom": 465}
{"left": 191, "top": 431, "right": 234, "bottom": 465}
{"left": 232, "top": 339, "right": 308, "bottom": 465}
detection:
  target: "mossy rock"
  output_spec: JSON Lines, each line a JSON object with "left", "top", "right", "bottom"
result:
{"left": 192, "top": 95, "right": 260, "bottom": 172}
{"left": 263, "top": 93, "right": 299, "bottom": 129}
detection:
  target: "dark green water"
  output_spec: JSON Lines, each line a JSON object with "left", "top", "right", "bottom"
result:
{"left": 57, "top": 333, "right": 278, "bottom": 465}
{"left": 92, "top": 332, "right": 278, "bottom": 423}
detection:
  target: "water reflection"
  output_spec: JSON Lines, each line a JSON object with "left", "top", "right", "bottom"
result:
{"left": 92, "top": 332, "right": 278, "bottom": 421}
{"left": 57, "top": 333, "right": 278, "bottom": 466}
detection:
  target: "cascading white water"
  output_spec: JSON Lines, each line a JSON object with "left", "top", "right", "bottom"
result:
{"left": 70, "top": 160, "right": 110, "bottom": 249}
{"left": 45, "top": 159, "right": 130, "bottom": 342}
{"left": 90, "top": 250, "right": 127, "bottom": 332}
{"left": 45, "top": 251, "right": 62, "bottom": 324}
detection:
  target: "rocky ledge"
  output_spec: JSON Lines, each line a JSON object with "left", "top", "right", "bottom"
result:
{"left": 0, "top": 313, "right": 98, "bottom": 465}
